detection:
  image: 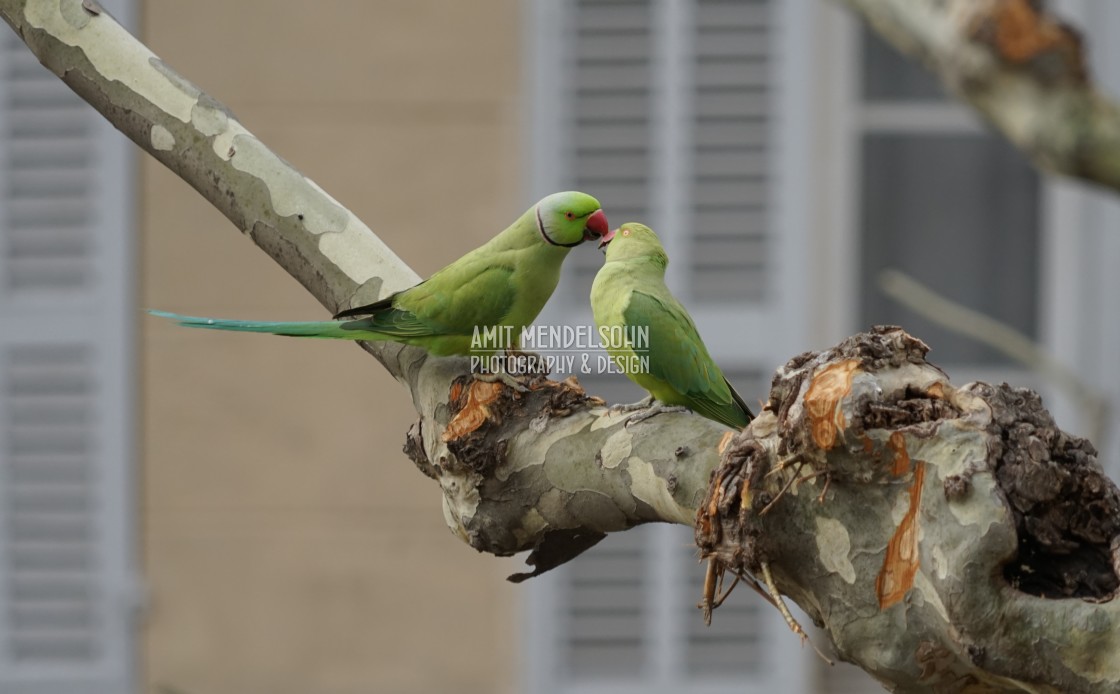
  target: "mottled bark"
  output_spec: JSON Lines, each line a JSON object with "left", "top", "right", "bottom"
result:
{"left": 835, "top": 0, "right": 1120, "bottom": 194}
{"left": 4, "top": 2, "right": 1119, "bottom": 692}
{"left": 698, "top": 327, "right": 1120, "bottom": 692}
{"left": 406, "top": 361, "right": 727, "bottom": 581}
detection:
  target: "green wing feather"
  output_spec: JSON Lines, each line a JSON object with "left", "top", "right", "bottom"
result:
{"left": 150, "top": 265, "right": 521, "bottom": 355}
{"left": 622, "top": 290, "right": 753, "bottom": 429}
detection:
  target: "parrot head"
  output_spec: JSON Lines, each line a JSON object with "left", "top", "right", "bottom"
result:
{"left": 597, "top": 222, "right": 668, "bottom": 266}
{"left": 536, "top": 191, "right": 609, "bottom": 248}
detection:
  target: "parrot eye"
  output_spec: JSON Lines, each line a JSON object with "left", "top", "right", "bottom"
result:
{"left": 564, "top": 211, "right": 575, "bottom": 220}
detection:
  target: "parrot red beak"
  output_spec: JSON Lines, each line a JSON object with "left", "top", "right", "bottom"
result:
{"left": 597, "top": 227, "right": 617, "bottom": 250}
{"left": 583, "top": 209, "right": 609, "bottom": 242}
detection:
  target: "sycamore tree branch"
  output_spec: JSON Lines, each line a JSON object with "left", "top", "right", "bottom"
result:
{"left": 698, "top": 328, "right": 1120, "bottom": 692}
{"left": 7, "top": 2, "right": 1119, "bottom": 691}
{"left": 833, "top": 0, "right": 1120, "bottom": 194}
{"left": 0, "top": 0, "right": 715, "bottom": 576}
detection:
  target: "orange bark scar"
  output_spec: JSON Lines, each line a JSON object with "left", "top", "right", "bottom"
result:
{"left": 442, "top": 380, "right": 504, "bottom": 442}
{"left": 876, "top": 459, "right": 926, "bottom": 610}
{"left": 989, "top": 0, "right": 1073, "bottom": 64}
{"left": 739, "top": 473, "right": 752, "bottom": 511}
{"left": 804, "top": 359, "right": 861, "bottom": 450}
{"left": 717, "top": 431, "right": 734, "bottom": 455}
{"left": 887, "top": 431, "right": 911, "bottom": 477}
{"left": 972, "top": 0, "right": 1087, "bottom": 82}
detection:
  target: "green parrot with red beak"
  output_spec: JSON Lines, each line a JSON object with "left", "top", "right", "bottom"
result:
{"left": 150, "top": 191, "right": 608, "bottom": 356}
{"left": 591, "top": 222, "right": 753, "bottom": 430}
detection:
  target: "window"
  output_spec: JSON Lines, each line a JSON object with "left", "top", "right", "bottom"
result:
{"left": 856, "top": 28, "right": 1041, "bottom": 367}
{"left": 0, "top": 2, "right": 139, "bottom": 691}
{"left": 526, "top": 0, "right": 815, "bottom": 691}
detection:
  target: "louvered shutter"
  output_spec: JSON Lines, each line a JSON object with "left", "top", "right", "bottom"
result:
{"left": 540, "top": 0, "right": 801, "bottom": 371}
{"left": 0, "top": 2, "right": 138, "bottom": 691}
{"left": 564, "top": 0, "right": 655, "bottom": 291}
{"left": 689, "top": 0, "right": 769, "bottom": 303}
{"left": 528, "top": 0, "right": 817, "bottom": 690}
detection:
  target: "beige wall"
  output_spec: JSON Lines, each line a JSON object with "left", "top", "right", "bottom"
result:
{"left": 141, "top": 2, "right": 523, "bottom": 692}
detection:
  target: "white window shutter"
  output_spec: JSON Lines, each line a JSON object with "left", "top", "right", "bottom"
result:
{"left": 564, "top": 0, "right": 656, "bottom": 292}
{"left": 527, "top": 0, "right": 820, "bottom": 690}
{"left": 689, "top": 0, "right": 770, "bottom": 303}
{"left": 562, "top": 525, "right": 647, "bottom": 678}
{"left": 0, "top": 2, "right": 138, "bottom": 691}
{"left": 537, "top": 0, "right": 805, "bottom": 374}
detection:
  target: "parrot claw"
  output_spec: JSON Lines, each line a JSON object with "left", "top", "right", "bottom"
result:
{"left": 474, "top": 371, "right": 530, "bottom": 393}
{"left": 608, "top": 395, "right": 655, "bottom": 414}
{"left": 502, "top": 348, "right": 550, "bottom": 377}
{"left": 624, "top": 402, "right": 691, "bottom": 427}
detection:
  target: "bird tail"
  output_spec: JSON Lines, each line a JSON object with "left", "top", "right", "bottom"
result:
{"left": 147, "top": 309, "right": 372, "bottom": 340}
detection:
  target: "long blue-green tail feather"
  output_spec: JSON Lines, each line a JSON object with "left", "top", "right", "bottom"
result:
{"left": 147, "top": 309, "right": 377, "bottom": 340}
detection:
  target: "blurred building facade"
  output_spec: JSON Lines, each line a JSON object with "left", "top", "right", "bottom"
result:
{"left": 0, "top": 1, "right": 1119, "bottom": 693}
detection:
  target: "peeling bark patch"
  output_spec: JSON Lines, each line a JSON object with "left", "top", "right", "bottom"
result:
{"left": 629, "top": 457, "right": 692, "bottom": 525}
{"left": 877, "top": 460, "right": 925, "bottom": 609}
{"left": 150, "top": 124, "right": 174, "bottom": 151}
{"left": 201, "top": 119, "right": 400, "bottom": 287}
{"left": 599, "top": 431, "right": 632, "bottom": 469}
{"left": 191, "top": 97, "right": 229, "bottom": 137}
{"left": 970, "top": 0, "right": 1088, "bottom": 85}
{"left": 318, "top": 218, "right": 417, "bottom": 287}
{"left": 219, "top": 132, "right": 349, "bottom": 234}
{"left": 25, "top": 3, "right": 199, "bottom": 121}
{"left": 816, "top": 517, "right": 856, "bottom": 584}
{"left": 975, "top": 382, "right": 1120, "bottom": 598}
{"left": 148, "top": 58, "right": 203, "bottom": 106}
{"left": 911, "top": 571, "right": 949, "bottom": 624}
{"left": 340, "top": 277, "right": 389, "bottom": 317}
{"left": 805, "top": 359, "right": 860, "bottom": 449}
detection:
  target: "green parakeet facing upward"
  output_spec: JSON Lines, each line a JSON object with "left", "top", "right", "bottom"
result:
{"left": 150, "top": 191, "right": 608, "bottom": 356}
{"left": 590, "top": 222, "right": 753, "bottom": 430}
